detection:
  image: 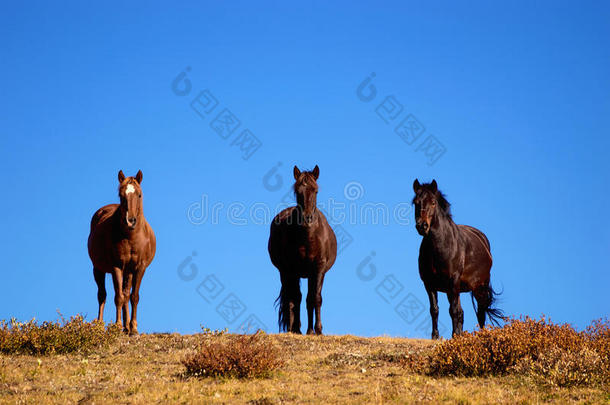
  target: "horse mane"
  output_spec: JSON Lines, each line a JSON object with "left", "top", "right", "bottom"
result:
{"left": 436, "top": 190, "right": 452, "bottom": 219}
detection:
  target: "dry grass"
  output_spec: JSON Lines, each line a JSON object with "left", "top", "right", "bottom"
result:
{"left": 0, "top": 317, "right": 608, "bottom": 404}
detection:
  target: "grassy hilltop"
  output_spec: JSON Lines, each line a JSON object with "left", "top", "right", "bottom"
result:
{"left": 0, "top": 316, "right": 608, "bottom": 404}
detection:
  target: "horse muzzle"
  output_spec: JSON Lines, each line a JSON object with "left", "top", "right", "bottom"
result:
{"left": 416, "top": 221, "right": 429, "bottom": 235}
{"left": 126, "top": 217, "right": 137, "bottom": 229}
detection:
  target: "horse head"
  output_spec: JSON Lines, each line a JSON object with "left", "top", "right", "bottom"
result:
{"left": 118, "top": 170, "right": 144, "bottom": 231}
{"left": 412, "top": 179, "right": 451, "bottom": 236}
{"left": 293, "top": 165, "right": 320, "bottom": 226}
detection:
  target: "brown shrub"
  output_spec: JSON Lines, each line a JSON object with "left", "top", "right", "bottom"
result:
{"left": 0, "top": 314, "right": 121, "bottom": 355}
{"left": 425, "top": 317, "right": 609, "bottom": 386}
{"left": 584, "top": 318, "right": 610, "bottom": 375}
{"left": 182, "top": 331, "right": 284, "bottom": 379}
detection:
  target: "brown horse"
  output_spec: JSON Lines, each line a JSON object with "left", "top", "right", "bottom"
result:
{"left": 413, "top": 179, "right": 503, "bottom": 338}
{"left": 87, "top": 170, "right": 156, "bottom": 335}
{"left": 268, "top": 165, "right": 337, "bottom": 335}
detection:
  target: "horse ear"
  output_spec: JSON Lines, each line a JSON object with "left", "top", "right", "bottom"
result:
{"left": 413, "top": 179, "right": 421, "bottom": 192}
{"left": 430, "top": 179, "right": 438, "bottom": 193}
{"left": 293, "top": 166, "right": 301, "bottom": 180}
{"left": 312, "top": 165, "right": 319, "bottom": 180}
{"left": 118, "top": 170, "right": 126, "bottom": 183}
{"left": 135, "top": 170, "right": 143, "bottom": 184}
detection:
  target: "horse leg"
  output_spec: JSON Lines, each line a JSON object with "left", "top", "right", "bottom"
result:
{"left": 473, "top": 285, "right": 490, "bottom": 328}
{"left": 111, "top": 267, "right": 124, "bottom": 327}
{"left": 93, "top": 268, "right": 106, "bottom": 322}
{"left": 426, "top": 287, "right": 440, "bottom": 339}
{"left": 447, "top": 286, "right": 464, "bottom": 337}
{"left": 306, "top": 275, "right": 315, "bottom": 335}
{"left": 313, "top": 271, "right": 325, "bottom": 335}
{"left": 121, "top": 272, "right": 133, "bottom": 334}
{"left": 280, "top": 273, "right": 301, "bottom": 334}
{"left": 290, "top": 277, "right": 302, "bottom": 334}
{"left": 129, "top": 271, "right": 144, "bottom": 335}
{"left": 306, "top": 271, "right": 325, "bottom": 335}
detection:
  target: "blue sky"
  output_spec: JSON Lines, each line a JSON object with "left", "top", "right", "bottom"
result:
{"left": 1, "top": 1, "right": 608, "bottom": 338}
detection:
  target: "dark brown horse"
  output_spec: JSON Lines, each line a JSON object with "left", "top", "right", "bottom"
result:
{"left": 268, "top": 165, "right": 337, "bottom": 335}
{"left": 88, "top": 170, "right": 156, "bottom": 335}
{"left": 413, "top": 179, "right": 503, "bottom": 338}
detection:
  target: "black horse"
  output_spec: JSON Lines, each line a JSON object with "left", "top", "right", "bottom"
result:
{"left": 413, "top": 179, "right": 503, "bottom": 338}
{"left": 268, "top": 165, "right": 337, "bottom": 335}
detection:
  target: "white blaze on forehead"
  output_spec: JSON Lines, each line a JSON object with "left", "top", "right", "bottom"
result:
{"left": 125, "top": 184, "right": 136, "bottom": 194}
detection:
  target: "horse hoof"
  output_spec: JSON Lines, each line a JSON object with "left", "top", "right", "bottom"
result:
{"left": 306, "top": 329, "right": 315, "bottom": 335}
{"left": 129, "top": 329, "right": 139, "bottom": 336}
{"left": 122, "top": 328, "right": 130, "bottom": 334}
{"left": 431, "top": 333, "right": 440, "bottom": 340}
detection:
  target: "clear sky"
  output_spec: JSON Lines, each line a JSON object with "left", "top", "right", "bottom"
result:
{"left": 1, "top": 1, "right": 608, "bottom": 338}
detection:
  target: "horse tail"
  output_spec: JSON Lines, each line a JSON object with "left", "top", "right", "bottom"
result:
{"left": 274, "top": 287, "right": 287, "bottom": 332}
{"left": 485, "top": 283, "right": 505, "bottom": 326}
{"left": 275, "top": 277, "right": 303, "bottom": 332}
{"left": 470, "top": 283, "right": 505, "bottom": 327}
{"left": 275, "top": 284, "right": 290, "bottom": 332}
